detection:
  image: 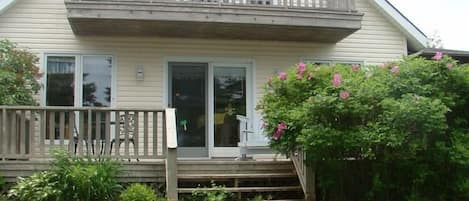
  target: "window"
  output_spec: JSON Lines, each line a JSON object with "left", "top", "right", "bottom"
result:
{"left": 46, "top": 56, "right": 75, "bottom": 106}
{"left": 44, "top": 55, "right": 114, "bottom": 139}
{"left": 82, "top": 56, "right": 113, "bottom": 107}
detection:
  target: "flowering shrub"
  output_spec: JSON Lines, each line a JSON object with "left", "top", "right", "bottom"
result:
{"left": 0, "top": 40, "right": 40, "bottom": 105}
{"left": 258, "top": 55, "right": 469, "bottom": 200}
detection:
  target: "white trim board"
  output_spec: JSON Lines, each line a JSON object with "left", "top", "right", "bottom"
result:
{"left": 368, "top": 0, "right": 428, "bottom": 51}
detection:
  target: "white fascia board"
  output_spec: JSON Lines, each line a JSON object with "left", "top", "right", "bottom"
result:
{"left": 369, "top": 0, "right": 428, "bottom": 50}
{"left": 0, "top": 0, "right": 17, "bottom": 16}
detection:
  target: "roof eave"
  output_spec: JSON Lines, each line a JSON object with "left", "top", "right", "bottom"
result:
{"left": 0, "top": 0, "right": 17, "bottom": 16}
{"left": 368, "top": 0, "right": 428, "bottom": 51}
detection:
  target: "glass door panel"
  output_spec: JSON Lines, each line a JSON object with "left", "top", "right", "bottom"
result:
{"left": 45, "top": 56, "right": 76, "bottom": 140}
{"left": 82, "top": 56, "right": 113, "bottom": 140}
{"left": 214, "top": 67, "right": 246, "bottom": 147}
{"left": 169, "top": 62, "right": 208, "bottom": 156}
{"left": 82, "top": 56, "right": 112, "bottom": 107}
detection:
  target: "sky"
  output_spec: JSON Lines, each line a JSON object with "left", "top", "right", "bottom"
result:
{"left": 387, "top": 0, "right": 469, "bottom": 51}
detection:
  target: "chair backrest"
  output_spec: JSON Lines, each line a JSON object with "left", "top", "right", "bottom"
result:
{"left": 119, "top": 113, "right": 136, "bottom": 139}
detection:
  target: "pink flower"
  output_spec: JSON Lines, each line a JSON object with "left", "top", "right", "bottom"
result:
{"left": 433, "top": 51, "right": 443, "bottom": 60}
{"left": 297, "top": 62, "right": 306, "bottom": 75}
{"left": 297, "top": 74, "right": 303, "bottom": 80}
{"left": 332, "top": 73, "right": 342, "bottom": 87}
{"left": 447, "top": 63, "right": 454, "bottom": 70}
{"left": 307, "top": 72, "right": 314, "bottom": 80}
{"left": 273, "top": 130, "right": 282, "bottom": 140}
{"left": 391, "top": 66, "right": 400, "bottom": 74}
{"left": 272, "top": 122, "right": 287, "bottom": 140}
{"left": 268, "top": 76, "right": 273, "bottom": 85}
{"left": 352, "top": 64, "right": 360, "bottom": 72}
{"left": 278, "top": 72, "right": 287, "bottom": 80}
{"left": 277, "top": 122, "right": 287, "bottom": 131}
{"left": 340, "top": 91, "right": 350, "bottom": 100}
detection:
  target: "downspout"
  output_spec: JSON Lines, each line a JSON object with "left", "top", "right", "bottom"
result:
{"left": 0, "top": 0, "right": 17, "bottom": 16}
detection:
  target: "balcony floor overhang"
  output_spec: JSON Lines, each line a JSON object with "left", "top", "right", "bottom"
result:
{"left": 65, "top": 1, "right": 363, "bottom": 42}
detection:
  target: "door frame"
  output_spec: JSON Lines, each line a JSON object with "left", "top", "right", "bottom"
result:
{"left": 167, "top": 62, "right": 209, "bottom": 158}
{"left": 163, "top": 57, "right": 255, "bottom": 158}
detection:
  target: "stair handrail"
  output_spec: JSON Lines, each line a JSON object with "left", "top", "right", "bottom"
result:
{"left": 290, "top": 147, "right": 316, "bottom": 201}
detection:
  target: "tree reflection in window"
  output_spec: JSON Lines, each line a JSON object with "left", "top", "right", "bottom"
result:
{"left": 82, "top": 56, "right": 112, "bottom": 107}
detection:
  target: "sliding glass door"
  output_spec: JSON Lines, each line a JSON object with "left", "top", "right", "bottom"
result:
{"left": 169, "top": 62, "right": 209, "bottom": 157}
{"left": 213, "top": 67, "right": 247, "bottom": 147}
{"left": 168, "top": 61, "right": 251, "bottom": 158}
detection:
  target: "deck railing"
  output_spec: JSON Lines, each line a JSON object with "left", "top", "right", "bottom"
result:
{"left": 0, "top": 106, "right": 170, "bottom": 160}
{"left": 73, "top": 0, "right": 356, "bottom": 12}
{"left": 291, "top": 148, "right": 316, "bottom": 201}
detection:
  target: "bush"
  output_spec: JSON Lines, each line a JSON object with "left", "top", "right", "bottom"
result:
{"left": 258, "top": 55, "right": 469, "bottom": 200}
{"left": 51, "top": 150, "right": 122, "bottom": 201}
{"left": 8, "top": 171, "right": 61, "bottom": 201}
{"left": 8, "top": 150, "right": 122, "bottom": 201}
{"left": 0, "top": 39, "right": 40, "bottom": 105}
{"left": 120, "top": 183, "right": 163, "bottom": 201}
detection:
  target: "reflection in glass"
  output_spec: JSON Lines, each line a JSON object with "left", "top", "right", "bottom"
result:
{"left": 170, "top": 63, "right": 207, "bottom": 147}
{"left": 82, "top": 56, "right": 113, "bottom": 140}
{"left": 46, "top": 56, "right": 75, "bottom": 106}
{"left": 214, "top": 67, "right": 246, "bottom": 147}
{"left": 46, "top": 56, "right": 76, "bottom": 139}
{"left": 82, "top": 56, "right": 112, "bottom": 107}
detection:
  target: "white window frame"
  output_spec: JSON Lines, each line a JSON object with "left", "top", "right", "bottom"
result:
{"left": 41, "top": 54, "right": 117, "bottom": 143}
{"left": 42, "top": 54, "right": 117, "bottom": 108}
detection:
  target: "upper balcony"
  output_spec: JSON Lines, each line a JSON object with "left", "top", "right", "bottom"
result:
{"left": 65, "top": 0, "right": 363, "bottom": 42}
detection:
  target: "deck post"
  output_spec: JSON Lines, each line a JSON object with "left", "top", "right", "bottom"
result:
{"left": 165, "top": 108, "right": 178, "bottom": 201}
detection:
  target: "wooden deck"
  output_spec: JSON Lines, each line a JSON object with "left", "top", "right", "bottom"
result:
{"left": 0, "top": 106, "right": 315, "bottom": 200}
{"left": 0, "top": 159, "right": 305, "bottom": 200}
{"left": 65, "top": 0, "right": 363, "bottom": 42}
{"left": 0, "top": 160, "right": 166, "bottom": 183}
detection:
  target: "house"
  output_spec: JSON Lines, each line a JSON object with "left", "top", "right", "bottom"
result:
{"left": 0, "top": 0, "right": 427, "bottom": 200}
{"left": 415, "top": 48, "right": 469, "bottom": 64}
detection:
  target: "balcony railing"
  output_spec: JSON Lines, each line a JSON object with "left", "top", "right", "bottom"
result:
{"left": 0, "top": 106, "right": 174, "bottom": 160}
{"left": 72, "top": 0, "right": 356, "bottom": 12}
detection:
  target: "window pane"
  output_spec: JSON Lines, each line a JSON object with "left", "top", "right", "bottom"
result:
{"left": 82, "top": 56, "right": 112, "bottom": 107}
{"left": 46, "top": 56, "right": 75, "bottom": 139}
{"left": 214, "top": 67, "right": 246, "bottom": 147}
{"left": 46, "top": 56, "right": 75, "bottom": 106}
{"left": 170, "top": 63, "right": 207, "bottom": 147}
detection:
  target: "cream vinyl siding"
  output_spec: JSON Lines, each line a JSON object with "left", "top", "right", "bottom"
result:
{"left": 0, "top": 0, "right": 407, "bottom": 148}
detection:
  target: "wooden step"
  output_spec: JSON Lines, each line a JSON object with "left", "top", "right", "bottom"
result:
{"left": 177, "top": 186, "right": 302, "bottom": 193}
{"left": 178, "top": 172, "right": 297, "bottom": 179}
